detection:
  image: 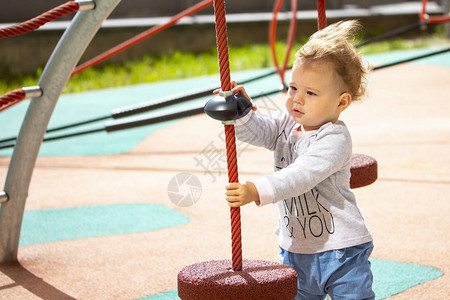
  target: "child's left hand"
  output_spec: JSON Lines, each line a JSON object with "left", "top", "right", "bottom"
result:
{"left": 213, "top": 81, "right": 257, "bottom": 112}
{"left": 225, "top": 182, "right": 260, "bottom": 207}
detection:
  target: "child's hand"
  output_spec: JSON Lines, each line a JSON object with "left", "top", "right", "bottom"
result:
{"left": 213, "top": 81, "right": 257, "bottom": 111}
{"left": 225, "top": 182, "right": 260, "bottom": 207}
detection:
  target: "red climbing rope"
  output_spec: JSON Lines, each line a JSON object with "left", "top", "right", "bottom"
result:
{"left": 0, "top": 86, "right": 42, "bottom": 113}
{"left": 72, "top": 0, "right": 214, "bottom": 76}
{"left": 0, "top": 1, "right": 80, "bottom": 39}
{"left": 269, "top": 0, "right": 298, "bottom": 88}
{"left": 420, "top": 0, "right": 450, "bottom": 23}
{"left": 317, "top": 0, "right": 327, "bottom": 30}
{"left": 224, "top": 124, "right": 242, "bottom": 271}
{"left": 213, "top": 0, "right": 242, "bottom": 272}
{"left": 0, "top": 89, "right": 25, "bottom": 112}
{"left": 214, "top": 0, "right": 232, "bottom": 91}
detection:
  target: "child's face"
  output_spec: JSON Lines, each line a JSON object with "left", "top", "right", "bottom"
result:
{"left": 286, "top": 60, "right": 350, "bottom": 131}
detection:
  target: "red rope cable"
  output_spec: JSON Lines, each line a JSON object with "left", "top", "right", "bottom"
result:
{"left": 269, "top": 0, "right": 298, "bottom": 87}
{"left": 427, "top": 15, "right": 450, "bottom": 23}
{"left": 213, "top": 0, "right": 232, "bottom": 91}
{"left": 213, "top": 0, "right": 242, "bottom": 271}
{"left": 0, "top": 1, "right": 79, "bottom": 39}
{"left": 317, "top": 0, "right": 327, "bottom": 30}
{"left": 420, "top": 0, "right": 450, "bottom": 23}
{"left": 225, "top": 124, "right": 242, "bottom": 271}
{"left": 269, "top": 0, "right": 284, "bottom": 86}
{"left": 72, "top": 0, "right": 214, "bottom": 76}
{"left": 0, "top": 89, "right": 26, "bottom": 112}
{"left": 421, "top": 0, "right": 429, "bottom": 20}
{"left": 283, "top": 0, "right": 298, "bottom": 81}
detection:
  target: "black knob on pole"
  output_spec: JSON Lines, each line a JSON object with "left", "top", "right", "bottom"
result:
{"left": 204, "top": 91, "right": 252, "bottom": 123}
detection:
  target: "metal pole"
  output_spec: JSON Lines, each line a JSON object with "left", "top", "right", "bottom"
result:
{"left": 0, "top": 0, "right": 121, "bottom": 263}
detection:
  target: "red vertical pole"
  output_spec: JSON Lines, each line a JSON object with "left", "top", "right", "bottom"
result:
{"left": 213, "top": 0, "right": 242, "bottom": 272}
{"left": 317, "top": 0, "right": 327, "bottom": 30}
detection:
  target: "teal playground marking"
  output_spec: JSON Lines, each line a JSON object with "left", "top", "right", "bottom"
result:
{"left": 370, "top": 258, "right": 443, "bottom": 299}
{"left": 138, "top": 291, "right": 179, "bottom": 300}
{"left": 19, "top": 203, "right": 190, "bottom": 246}
{"left": 364, "top": 45, "right": 450, "bottom": 67}
{"left": 142, "top": 258, "right": 443, "bottom": 300}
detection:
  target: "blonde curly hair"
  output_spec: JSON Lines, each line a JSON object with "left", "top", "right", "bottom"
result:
{"left": 295, "top": 20, "right": 369, "bottom": 102}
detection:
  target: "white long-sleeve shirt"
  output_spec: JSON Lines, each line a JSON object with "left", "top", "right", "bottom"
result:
{"left": 236, "top": 110, "right": 372, "bottom": 254}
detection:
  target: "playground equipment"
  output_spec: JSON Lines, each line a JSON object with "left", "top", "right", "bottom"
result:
{"left": 178, "top": 0, "right": 298, "bottom": 295}
{"left": 0, "top": 0, "right": 121, "bottom": 263}
{"left": 0, "top": 1, "right": 94, "bottom": 38}
{"left": 0, "top": 0, "right": 448, "bottom": 273}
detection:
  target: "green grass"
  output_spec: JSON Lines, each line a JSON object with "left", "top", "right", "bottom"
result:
{"left": 0, "top": 33, "right": 448, "bottom": 95}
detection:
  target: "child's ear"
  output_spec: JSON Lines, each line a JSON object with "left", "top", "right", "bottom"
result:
{"left": 338, "top": 92, "right": 352, "bottom": 112}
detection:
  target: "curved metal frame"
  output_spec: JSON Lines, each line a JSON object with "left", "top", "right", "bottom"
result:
{"left": 0, "top": 0, "right": 122, "bottom": 263}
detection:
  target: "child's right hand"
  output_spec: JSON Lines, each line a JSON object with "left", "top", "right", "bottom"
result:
{"left": 225, "top": 181, "right": 260, "bottom": 207}
{"left": 213, "top": 81, "right": 257, "bottom": 111}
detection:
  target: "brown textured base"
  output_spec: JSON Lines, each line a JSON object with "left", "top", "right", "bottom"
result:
{"left": 177, "top": 259, "right": 297, "bottom": 300}
{"left": 350, "top": 153, "right": 378, "bottom": 189}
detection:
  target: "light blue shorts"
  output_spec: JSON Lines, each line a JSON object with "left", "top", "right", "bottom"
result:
{"left": 279, "top": 241, "right": 375, "bottom": 300}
